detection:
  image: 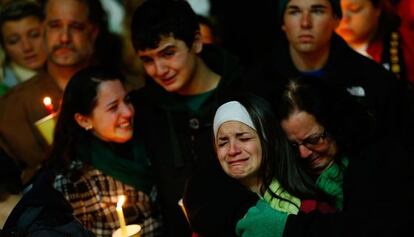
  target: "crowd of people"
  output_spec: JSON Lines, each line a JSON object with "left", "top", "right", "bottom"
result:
{"left": 0, "top": 0, "right": 413, "bottom": 236}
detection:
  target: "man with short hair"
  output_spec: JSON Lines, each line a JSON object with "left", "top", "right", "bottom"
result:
{"left": 256, "top": 0, "right": 414, "bottom": 155}
{"left": 0, "top": 0, "right": 102, "bottom": 184}
{"left": 281, "top": 0, "right": 341, "bottom": 73}
{"left": 129, "top": 0, "right": 245, "bottom": 236}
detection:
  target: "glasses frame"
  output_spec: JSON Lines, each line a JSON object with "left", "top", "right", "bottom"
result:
{"left": 290, "top": 130, "right": 328, "bottom": 150}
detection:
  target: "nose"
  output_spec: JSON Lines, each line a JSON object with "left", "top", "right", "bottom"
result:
{"left": 342, "top": 10, "right": 351, "bottom": 23}
{"left": 301, "top": 12, "right": 312, "bottom": 28}
{"left": 59, "top": 27, "right": 71, "bottom": 44}
{"left": 21, "top": 38, "right": 34, "bottom": 52}
{"left": 298, "top": 144, "right": 313, "bottom": 158}
{"left": 228, "top": 141, "right": 241, "bottom": 157}
{"left": 154, "top": 59, "right": 168, "bottom": 76}
{"left": 121, "top": 102, "right": 134, "bottom": 118}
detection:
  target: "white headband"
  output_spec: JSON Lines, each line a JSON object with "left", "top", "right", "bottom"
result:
{"left": 213, "top": 101, "right": 256, "bottom": 138}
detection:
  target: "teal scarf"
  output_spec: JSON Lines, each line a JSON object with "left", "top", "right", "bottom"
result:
{"left": 76, "top": 135, "right": 154, "bottom": 195}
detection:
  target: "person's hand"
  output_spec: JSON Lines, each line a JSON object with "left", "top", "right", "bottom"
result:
{"left": 236, "top": 199, "right": 288, "bottom": 237}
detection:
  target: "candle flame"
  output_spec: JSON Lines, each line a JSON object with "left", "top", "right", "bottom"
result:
{"left": 43, "top": 97, "right": 52, "bottom": 106}
{"left": 117, "top": 195, "right": 125, "bottom": 209}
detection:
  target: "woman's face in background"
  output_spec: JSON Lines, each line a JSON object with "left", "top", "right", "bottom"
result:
{"left": 1, "top": 16, "right": 47, "bottom": 69}
{"left": 281, "top": 111, "right": 337, "bottom": 175}
{"left": 336, "top": 0, "right": 381, "bottom": 46}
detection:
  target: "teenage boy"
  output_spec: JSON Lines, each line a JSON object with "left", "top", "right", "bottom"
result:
{"left": 129, "top": 0, "right": 245, "bottom": 236}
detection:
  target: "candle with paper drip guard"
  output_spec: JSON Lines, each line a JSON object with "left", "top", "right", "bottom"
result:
{"left": 112, "top": 225, "right": 141, "bottom": 237}
{"left": 35, "top": 96, "right": 57, "bottom": 144}
{"left": 113, "top": 196, "right": 141, "bottom": 237}
{"left": 43, "top": 96, "right": 54, "bottom": 115}
{"left": 116, "top": 195, "right": 127, "bottom": 237}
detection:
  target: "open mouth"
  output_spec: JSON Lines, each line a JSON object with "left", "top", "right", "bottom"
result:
{"left": 308, "top": 155, "right": 321, "bottom": 166}
{"left": 118, "top": 122, "right": 132, "bottom": 129}
{"left": 228, "top": 158, "right": 249, "bottom": 166}
{"left": 162, "top": 76, "right": 176, "bottom": 86}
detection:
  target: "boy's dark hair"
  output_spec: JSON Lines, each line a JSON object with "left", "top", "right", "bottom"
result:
{"left": 130, "top": 0, "right": 199, "bottom": 51}
{"left": 0, "top": 146, "right": 23, "bottom": 198}
{"left": 0, "top": 0, "right": 43, "bottom": 45}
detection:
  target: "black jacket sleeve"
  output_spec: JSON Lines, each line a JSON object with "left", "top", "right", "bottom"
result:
{"left": 183, "top": 161, "right": 258, "bottom": 237}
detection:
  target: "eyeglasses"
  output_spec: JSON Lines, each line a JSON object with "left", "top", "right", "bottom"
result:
{"left": 290, "top": 130, "right": 327, "bottom": 150}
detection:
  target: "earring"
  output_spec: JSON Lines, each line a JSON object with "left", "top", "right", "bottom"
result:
{"left": 85, "top": 125, "right": 93, "bottom": 131}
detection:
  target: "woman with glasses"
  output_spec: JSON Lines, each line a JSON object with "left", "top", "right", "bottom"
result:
{"left": 183, "top": 94, "right": 336, "bottom": 237}
{"left": 277, "top": 76, "right": 413, "bottom": 236}
{"left": 279, "top": 76, "right": 371, "bottom": 210}
{"left": 185, "top": 78, "right": 413, "bottom": 236}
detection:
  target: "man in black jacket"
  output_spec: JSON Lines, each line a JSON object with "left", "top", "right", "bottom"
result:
{"left": 253, "top": 0, "right": 414, "bottom": 154}
{"left": 129, "top": 1, "right": 245, "bottom": 236}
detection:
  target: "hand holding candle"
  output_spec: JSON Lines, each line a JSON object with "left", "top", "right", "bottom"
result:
{"left": 116, "top": 195, "right": 127, "bottom": 237}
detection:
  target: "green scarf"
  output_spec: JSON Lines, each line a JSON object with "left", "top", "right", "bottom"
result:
{"left": 76, "top": 135, "right": 154, "bottom": 195}
{"left": 316, "top": 156, "right": 349, "bottom": 210}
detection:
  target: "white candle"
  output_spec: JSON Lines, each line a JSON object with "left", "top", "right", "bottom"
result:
{"left": 116, "top": 195, "right": 127, "bottom": 237}
{"left": 178, "top": 198, "right": 190, "bottom": 224}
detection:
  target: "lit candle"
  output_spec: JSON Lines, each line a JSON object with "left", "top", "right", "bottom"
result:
{"left": 116, "top": 195, "right": 127, "bottom": 237}
{"left": 178, "top": 198, "right": 190, "bottom": 224}
{"left": 42, "top": 97, "right": 54, "bottom": 115}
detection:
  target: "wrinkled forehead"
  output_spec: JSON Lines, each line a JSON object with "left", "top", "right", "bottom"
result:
{"left": 45, "top": 0, "right": 90, "bottom": 23}
{"left": 281, "top": 111, "right": 322, "bottom": 140}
